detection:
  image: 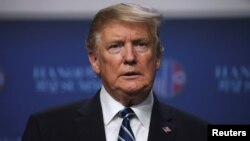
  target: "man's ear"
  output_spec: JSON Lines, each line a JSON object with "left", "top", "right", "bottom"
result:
{"left": 88, "top": 51, "right": 100, "bottom": 75}
{"left": 156, "top": 50, "right": 163, "bottom": 70}
{"left": 156, "top": 57, "right": 161, "bottom": 70}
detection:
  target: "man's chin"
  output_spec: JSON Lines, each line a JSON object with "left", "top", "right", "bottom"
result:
{"left": 120, "top": 86, "right": 149, "bottom": 96}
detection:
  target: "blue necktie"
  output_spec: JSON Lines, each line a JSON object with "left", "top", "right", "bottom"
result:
{"left": 118, "top": 108, "right": 136, "bottom": 141}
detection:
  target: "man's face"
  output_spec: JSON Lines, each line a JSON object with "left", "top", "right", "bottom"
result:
{"left": 88, "top": 20, "right": 161, "bottom": 101}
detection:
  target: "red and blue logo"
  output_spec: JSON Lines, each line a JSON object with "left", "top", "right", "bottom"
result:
{"left": 154, "top": 59, "right": 186, "bottom": 98}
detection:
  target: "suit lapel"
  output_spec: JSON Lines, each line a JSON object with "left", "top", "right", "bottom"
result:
{"left": 74, "top": 92, "right": 106, "bottom": 141}
{"left": 148, "top": 96, "right": 176, "bottom": 141}
{"left": 72, "top": 92, "right": 177, "bottom": 141}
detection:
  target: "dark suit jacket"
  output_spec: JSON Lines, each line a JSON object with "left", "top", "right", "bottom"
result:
{"left": 22, "top": 91, "right": 208, "bottom": 141}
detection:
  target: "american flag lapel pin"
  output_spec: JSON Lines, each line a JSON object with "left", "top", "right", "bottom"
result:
{"left": 162, "top": 126, "right": 172, "bottom": 133}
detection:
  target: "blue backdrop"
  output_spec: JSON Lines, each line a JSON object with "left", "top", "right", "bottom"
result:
{"left": 0, "top": 19, "right": 250, "bottom": 140}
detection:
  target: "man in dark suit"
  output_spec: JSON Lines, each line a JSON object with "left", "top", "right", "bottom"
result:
{"left": 22, "top": 3, "right": 208, "bottom": 141}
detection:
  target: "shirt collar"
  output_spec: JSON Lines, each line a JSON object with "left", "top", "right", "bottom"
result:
{"left": 131, "top": 91, "right": 154, "bottom": 128}
{"left": 100, "top": 86, "right": 154, "bottom": 129}
{"left": 100, "top": 86, "right": 124, "bottom": 126}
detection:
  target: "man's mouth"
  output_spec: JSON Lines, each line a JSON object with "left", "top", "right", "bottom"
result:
{"left": 121, "top": 72, "right": 141, "bottom": 79}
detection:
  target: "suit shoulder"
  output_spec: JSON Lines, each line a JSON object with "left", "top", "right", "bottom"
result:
{"left": 31, "top": 98, "right": 90, "bottom": 119}
{"left": 158, "top": 102, "right": 208, "bottom": 125}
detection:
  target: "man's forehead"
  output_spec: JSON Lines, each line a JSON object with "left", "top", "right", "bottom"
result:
{"left": 100, "top": 21, "right": 153, "bottom": 37}
{"left": 101, "top": 20, "right": 151, "bottom": 31}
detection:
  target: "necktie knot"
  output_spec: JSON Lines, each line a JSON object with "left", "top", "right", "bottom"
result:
{"left": 119, "top": 108, "right": 136, "bottom": 120}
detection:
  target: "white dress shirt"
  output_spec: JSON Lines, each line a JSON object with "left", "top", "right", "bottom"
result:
{"left": 100, "top": 86, "right": 154, "bottom": 141}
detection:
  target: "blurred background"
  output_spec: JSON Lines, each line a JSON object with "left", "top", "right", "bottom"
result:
{"left": 1, "top": 0, "right": 250, "bottom": 140}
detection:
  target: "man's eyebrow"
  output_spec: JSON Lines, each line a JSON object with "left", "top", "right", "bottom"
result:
{"left": 108, "top": 40, "right": 124, "bottom": 44}
{"left": 107, "top": 37, "right": 150, "bottom": 44}
{"left": 132, "top": 37, "right": 151, "bottom": 43}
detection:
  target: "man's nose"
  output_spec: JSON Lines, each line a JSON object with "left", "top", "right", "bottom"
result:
{"left": 123, "top": 43, "right": 137, "bottom": 65}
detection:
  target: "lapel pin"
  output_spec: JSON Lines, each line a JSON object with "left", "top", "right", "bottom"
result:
{"left": 162, "top": 126, "right": 172, "bottom": 133}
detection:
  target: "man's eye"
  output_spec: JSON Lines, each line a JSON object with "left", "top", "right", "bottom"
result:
{"left": 136, "top": 42, "right": 147, "bottom": 47}
{"left": 134, "top": 42, "right": 149, "bottom": 52}
{"left": 108, "top": 44, "right": 122, "bottom": 54}
{"left": 110, "top": 44, "right": 121, "bottom": 48}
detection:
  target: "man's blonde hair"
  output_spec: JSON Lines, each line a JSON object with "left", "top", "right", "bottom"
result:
{"left": 86, "top": 3, "right": 163, "bottom": 56}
